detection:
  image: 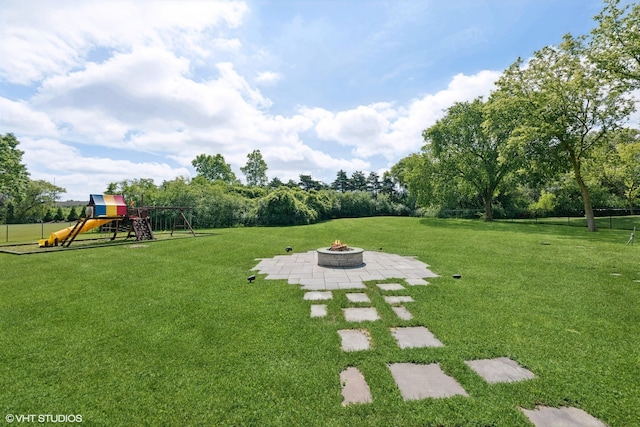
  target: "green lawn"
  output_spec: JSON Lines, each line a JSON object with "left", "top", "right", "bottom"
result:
{"left": 1, "top": 217, "right": 638, "bottom": 426}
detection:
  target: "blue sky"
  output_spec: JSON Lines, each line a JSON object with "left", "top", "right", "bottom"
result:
{"left": 1, "top": 0, "right": 637, "bottom": 201}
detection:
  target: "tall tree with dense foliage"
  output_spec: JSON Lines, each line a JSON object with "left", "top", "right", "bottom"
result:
{"left": 423, "top": 97, "right": 522, "bottom": 221}
{"left": 331, "top": 170, "right": 350, "bottom": 192}
{"left": 240, "top": 149, "right": 268, "bottom": 187}
{"left": 12, "top": 179, "right": 65, "bottom": 222}
{"left": 587, "top": 128, "right": 640, "bottom": 213}
{"left": 492, "top": 35, "right": 635, "bottom": 231}
{"left": 191, "top": 153, "right": 238, "bottom": 184}
{"left": 298, "top": 174, "right": 324, "bottom": 191}
{"left": 590, "top": 0, "right": 640, "bottom": 88}
{"left": 0, "top": 133, "right": 29, "bottom": 204}
{"left": 350, "top": 171, "right": 368, "bottom": 191}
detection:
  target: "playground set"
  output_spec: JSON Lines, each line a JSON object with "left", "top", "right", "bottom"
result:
{"left": 38, "top": 194, "right": 194, "bottom": 248}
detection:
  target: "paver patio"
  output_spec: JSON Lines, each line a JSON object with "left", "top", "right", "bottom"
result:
{"left": 253, "top": 250, "right": 438, "bottom": 289}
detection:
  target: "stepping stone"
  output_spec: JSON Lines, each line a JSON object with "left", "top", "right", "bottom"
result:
{"left": 337, "top": 329, "right": 371, "bottom": 351}
{"left": 343, "top": 307, "right": 380, "bottom": 322}
{"left": 391, "top": 306, "right": 413, "bottom": 320}
{"left": 520, "top": 406, "right": 607, "bottom": 427}
{"left": 390, "top": 326, "right": 444, "bottom": 348}
{"left": 384, "top": 296, "right": 414, "bottom": 304}
{"left": 406, "top": 278, "right": 429, "bottom": 286}
{"left": 388, "top": 363, "right": 468, "bottom": 400}
{"left": 465, "top": 357, "right": 535, "bottom": 383}
{"left": 346, "top": 293, "right": 371, "bottom": 303}
{"left": 376, "top": 283, "right": 405, "bottom": 291}
{"left": 310, "top": 304, "right": 327, "bottom": 318}
{"left": 303, "top": 291, "right": 332, "bottom": 301}
{"left": 340, "top": 367, "right": 372, "bottom": 406}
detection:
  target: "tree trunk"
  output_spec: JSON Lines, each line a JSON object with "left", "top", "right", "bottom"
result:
{"left": 578, "top": 178, "right": 597, "bottom": 232}
{"left": 483, "top": 192, "right": 493, "bottom": 222}
{"left": 569, "top": 149, "right": 597, "bottom": 232}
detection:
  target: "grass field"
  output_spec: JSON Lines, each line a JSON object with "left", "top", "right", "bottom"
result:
{"left": 1, "top": 217, "right": 639, "bottom": 426}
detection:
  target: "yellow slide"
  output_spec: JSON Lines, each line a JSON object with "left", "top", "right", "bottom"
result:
{"left": 39, "top": 218, "right": 114, "bottom": 247}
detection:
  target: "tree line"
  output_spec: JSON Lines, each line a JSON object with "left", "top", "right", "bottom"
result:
{"left": 395, "top": 0, "right": 639, "bottom": 231}
{"left": 1, "top": 0, "right": 638, "bottom": 230}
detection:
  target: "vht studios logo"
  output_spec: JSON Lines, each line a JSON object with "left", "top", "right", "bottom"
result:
{"left": 5, "top": 414, "right": 83, "bottom": 423}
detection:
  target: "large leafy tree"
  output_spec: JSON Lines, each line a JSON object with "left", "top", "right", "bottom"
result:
{"left": 590, "top": 0, "right": 640, "bottom": 88}
{"left": 12, "top": 179, "right": 65, "bottom": 222}
{"left": 423, "top": 97, "right": 522, "bottom": 221}
{"left": 0, "top": 133, "right": 29, "bottom": 204}
{"left": 492, "top": 35, "right": 635, "bottom": 231}
{"left": 586, "top": 128, "right": 640, "bottom": 213}
{"left": 240, "top": 149, "right": 268, "bottom": 187}
{"left": 191, "top": 153, "right": 238, "bottom": 184}
{"left": 105, "top": 178, "right": 158, "bottom": 206}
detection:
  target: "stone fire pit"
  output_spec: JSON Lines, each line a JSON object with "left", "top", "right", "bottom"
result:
{"left": 317, "top": 240, "right": 364, "bottom": 268}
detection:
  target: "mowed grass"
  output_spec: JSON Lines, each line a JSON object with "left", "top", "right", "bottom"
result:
{"left": 1, "top": 222, "right": 118, "bottom": 245}
{"left": 1, "top": 217, "right": 639, "bottom": 426}
{"left": 506, "top": 214, "right": 639, "bottom": 231}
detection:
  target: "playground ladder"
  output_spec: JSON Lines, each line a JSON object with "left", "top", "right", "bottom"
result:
{"left": 130, "top": 218, "right": 154, "bottom": 241}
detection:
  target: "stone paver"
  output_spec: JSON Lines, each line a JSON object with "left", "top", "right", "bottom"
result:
{"left": 253, "top": 250, "right": 438, "bottom": 290}
{"left": 520, "top": 406, "right": 607, "bottom": 427}
{"left": 310, "top": 304, "right": 327, "bottom": 318}
{"left": 343, "top": 307, "right": 380, "bottom": 322}
{"left": 384, "top": 295, "right": 414, "bottom": 305}
{"left": 338, "top": 329, "right": 371, "bottom": 351}
{"left": 390, "top": 326, "right": 444, "bottom": 348}
{"left": 388, "top": 363, "right": 468, "bottom": 400}
{"left": 465, "top": 357, "right": 535, "bottom": 384}
{"left": 391, "top": 306, "right": 413, "bottom": 320}
{"left": 346, "top": 293, "right": 371, "bottom": 303}
{"left": 303, "top": 291, "right": 332, "bottom": 301}
{"left": 340, "top": 367, "right": 372, "bottom": 405}
{"left": 376, "top": 283, "right": 405, "bottom": 291}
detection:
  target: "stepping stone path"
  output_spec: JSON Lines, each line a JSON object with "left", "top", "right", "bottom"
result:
{"left": 310, "top": 304, "right": 327, "bottom": 318}
{"left": 342, "top": 307, "right": 379, "bottom": 322}
{"left": 465, "top": 357, "right": 535, "bottom": 383}
{"left": 384, "top": 295, "right": 414, "bottom": 304}
{"left": 252, "top": 251, "right": 607, "bottom": 425}
{"left": 520, "top": 406, "right": 607, "bottom": 427}
{"left": 345, "top": 292, "right": 371, "bottom": 303}
{"left": 391, "top": 305, "right": 412, "bottom": 320}
{"left": 340, "top": 367, "right": 372, "bottom": 406}
{"left": 388, "top": 363, "right": 468, "bottom": 400}
{"left": 376, "top": 283, "right": 405, "bottom": 291}
{"left": 338, "top": 329, "right": 370, "bottom": 352}
{"left": 390, "top": 326, "right": 444, "bottom": 349}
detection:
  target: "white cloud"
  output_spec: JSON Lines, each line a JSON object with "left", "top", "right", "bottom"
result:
{"left": 1, "top": 0, "right": 507, "bottom": 200}
{"left": 305, "top": 70, "right": 500, "bottom": 160}
{"left": 0, "top": 0, "right": 248, "bottom": 84}
{"left": 0, "top": 97, "right": 58, "bottom": 136}
{"left": 255, "top": 71, "right": 282, "bottom": 85}
{"left": 21, "top": 137, "right": 190, "bottom": 200}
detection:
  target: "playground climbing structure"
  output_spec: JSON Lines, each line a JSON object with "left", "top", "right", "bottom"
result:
{"left": 38, "top": 194, "right": 196, "bottom": 248}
